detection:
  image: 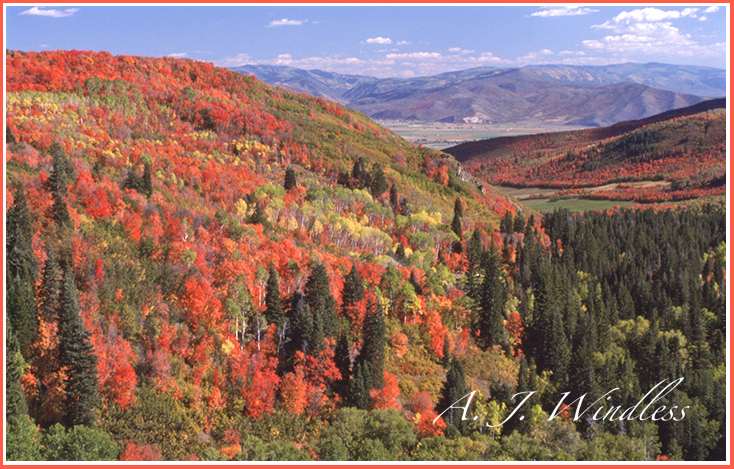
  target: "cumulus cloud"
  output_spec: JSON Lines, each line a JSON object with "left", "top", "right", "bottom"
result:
{"left": 594, "top": 7, "right": 698, "bottom": 29}
{"left": 214, "top": 53, "right": 253, "bottom": 68}
{"left": 167, "top": 53, "right": 187, "bottom": 58}
{"left": 396, "top": 40, "right": 411, "bottom": 46}
{"left": 584, "top": 7, "right": 724, "bottom": 59}
{"left": 268, "top": 18, "right": 305, "bottom": 27}
{"left": 20, "top": 6, "right": 79, "bottom": 18}
{"left": 531, "top": 6, "right": 598, "bottom": 17}
{"left": 366, "top": 37, "right": 392, "bottom": 44}
{"left": 386, "top": 51, "right": 443, "bottom": 60}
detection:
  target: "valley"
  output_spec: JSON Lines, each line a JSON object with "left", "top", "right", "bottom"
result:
{"left": 379, "top": 120, "right": 592, "bottom": 150}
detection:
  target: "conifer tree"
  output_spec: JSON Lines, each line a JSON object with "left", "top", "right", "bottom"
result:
{"left": 305, "top": 261, "right": 337, "bottom": 340}
{"left": 57, "top": 268, "right": 100, "bottom": 427}
{"left": 389, "top": 183, "right": 399, "bottom": 210}
{"left": 264, "top": 264, "right": 284, "bottom": 326}
{"left": 476, "top": 248, "right": 507, "bottom": 349}
{"left": 142, "top": 162, "right": 153, "bottom": 198}
{"left": 436, "top": 356, "right": 470, "bottom": 435}
{"left": 6, "top": 183, "right": 38, "bottom": 351}
{"left": 37, "top": 255, "right": 62, "bottom": 322}
{"left": 334, "top": 329, "right": 352, "bottom": 398}
{"left": 283, "top": 166, "right": 297, "bottom": 191}
{"left": 355, "top": 297, "right": 386, "bottom": 390}
{"left": 348, "top": 362, "right": 370, "bottom": 410}
{"left": 6, "top": 329, "right": 29, "bottom": 421}
{"left": 370, "top": 163, "right": 388, "bottom": 197}
{"left": 341, "top": 263, "right": 365, "bottom": 313}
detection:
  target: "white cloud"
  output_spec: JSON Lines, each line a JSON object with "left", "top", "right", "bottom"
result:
{"left": 386, "top": 52, "right": 443, "bottom": 60}
{"left": 396, "top": 40, "right": 411, "bottom": 46}
{"left": 268, "top": 18, "right": 305, "bottom": 27}
{"left": 366, "top": 37, "right": 392, "bottom": 44}
{"left": 214, "top": 53, "right": 253, "bottom": 68}
{"left": 167, "top": 53, "right": 187, "bottom": 58}
{"left": 531, "top": 6, "right": 598, "bottom": 17}
{"left": 594, "top": 7, "right": 698, "bottom": 29}
{"left": 585, "top": 7, "right": 724, "bottom": 59}
{"left": 704, "top": 6, "right": 719, "bottom": 13}
{"left": 20, "top": 6, "right": 79, "bottom": 18}
{"left": 449, "top": 47, "right": 474, "bottom": 54}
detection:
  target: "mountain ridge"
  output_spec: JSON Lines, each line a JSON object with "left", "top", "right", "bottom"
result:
{"left": 232, "top": 62, "right": 725, "bottom": 126}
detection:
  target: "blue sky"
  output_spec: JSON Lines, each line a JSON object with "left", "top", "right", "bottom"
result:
{"left": 4, "top": 4, "right": 728, "bottom": 78}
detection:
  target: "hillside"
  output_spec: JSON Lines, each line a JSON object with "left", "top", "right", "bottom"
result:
{"left": 5, "top": 50, "right": 726, "bottom": 462}
{"left": 232, "top": 63, "right": 723, "bottom": 126}
{"left": 445, "top": 99, "right": 727, "bottom": 203}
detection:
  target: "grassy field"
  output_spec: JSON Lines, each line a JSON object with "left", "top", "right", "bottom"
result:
{"left": 380, "top": 120, "right": 591, "bottom": 149}
{"left": 522, "top": 198, "right": 637, "bottom": 213}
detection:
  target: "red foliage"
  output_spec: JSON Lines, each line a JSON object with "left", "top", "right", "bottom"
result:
{"left": 119, "top": 441, "right": 163, "bottom": 461}
{"left": 370, "top": 371, "right": 401, "bottom": 410}
{"left": 406, "top": 391, "right": 445, "bottom": 438}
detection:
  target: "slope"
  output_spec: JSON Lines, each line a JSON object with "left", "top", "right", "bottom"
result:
{"left": 444, "top": 99, "right": 726, "bottom": 203}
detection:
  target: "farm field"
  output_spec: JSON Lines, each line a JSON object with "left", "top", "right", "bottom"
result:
{"left": 380, "top": 121, "right": 591, "bottom": 149}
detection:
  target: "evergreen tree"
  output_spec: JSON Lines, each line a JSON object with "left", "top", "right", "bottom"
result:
{"left": 47, "top": 143, "right": 74, "bottom": 195}
{"left": 6, "top": 329, "right": 29, "bottom": 421}
{"left": 453, "top": 197, "right": 464, "bottom": 219}
{"left": 500, "top": 211, "right": 514, "bottom": 235}
{"left": 547, "top": 311, "right": 571, "bottom": 389}
{"left": 370, "top": 163, "right": 388, "bottom": 197}
{"left": 264, "top": 264, "right": 284, "bottom": 326}
{"left": 513, "top": 212, "right": 526, "bottom": 233}
{"left": 305, "top": 261, "right": 338, "bottom": 340}
{"left": 142, "top": 162, "right": 153, "bottom": 198}
{"left": 57, "top": 268, "right": 100, "bottom": 427}
{"left": 334, "top": 329, "right": 352, "bottom": 398}
{"left": 348, "top": 362, "right": 370, "bottom": 410}
{"left": 436, "top": 356, "right": 470, "bottom": 435}
{"left": 283, "top": 166, "right": 297, "bottom": 191}
{"left": 341, "top": 263, "right": 365, "bottom": 313}
{"left": 249, "top": 202, "right": 267, "bottom": 226}
{"left": 355, "top": 297, "right": 386, "bottom": 390}
{"left": 442, "top": 335, "right": 452, "bottom": 368}
{"left": 6, "top": 183, "right": 38, "bottom": 351}
{"left": 389, "top": 183, "right": 399, "bottom": 210}
{"left": 476, "top": 248, "right": 507, "bottom": 349}
{"left": 37, "top": 255, "right": 62, "bottom": 322}
{"left": 6, "top": 124, "right": 17, "bottom": 144}
{"left": 395, "top": 243, "right": 406, "bottom": 262}
{"left": 284, "top": 292, "right": 313, "bottom": 368}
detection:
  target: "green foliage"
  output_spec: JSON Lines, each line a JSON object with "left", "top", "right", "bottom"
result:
{"left": 315, "top": 408, "right": 416, "bottom": 461}
{"left": 5, "top": 416, "right": 42, "bottom": 461}
{"left": 57, "top": 268, "right": 101, "bottom": 428}
{"left": 41, "top": 424, "right": 119, "bottom": 461}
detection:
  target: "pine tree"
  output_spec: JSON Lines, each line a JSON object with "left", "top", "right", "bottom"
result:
{"left": 6, "top": 184, "right": 38, "bottom": 351}
{"left": 547, "top": 312, "right": 571, "bottom": 389}
{"left": 476, "top": 248, "right": 507, "bottom": 349}
{"left": 348, "top": 362, "right": 370, "bottom": 410}
{"left": 264, "top": 264, "right": 284, "bottom": 326}
{"left": 334, "top": 329, "right": 352, "bottom": 398}
{"left": 341, "top": 263, "right": 365, "bottom": 313}
{"left": 500, "top": 211, "right": 514, "bottom": 235}
{"left": 389, "top": 183, "right": 399, "bottom": 210}
{"left": 57, "top": 268, "right": 100, "bottom": 427}
{"left": 284, "top": 292, "right": 313, "bottom": 369}
{"left": 370, "top": 163, "right": 388, "bottom": 197}
{"left": 513, "top": 212, "right": 526, "bottom": 233}
{"left": 37, "top": 255, "right": 62, "bottom": 322}
{"left": 249, "top": 202, "right": 267, "bottom": 226}
{"left": 355, "top": 297, "right": 386, "bottom": 390}
{"left": 142, "top": 162, "right": 153, "bottom": 198}
{"left": 6, "top": 329, "right": 29, "bottom": 421}
{"left": 436, "top": 356, "right": 470, "bottom": 435}
{"left": 283, "top": 166, "right": 297, "bottom": 191}
{"left": 305, "top": 261, "right": 337, "bottom": 340}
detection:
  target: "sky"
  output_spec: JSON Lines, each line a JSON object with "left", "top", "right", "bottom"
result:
{"left": 4, "top": 4, "right": 729, "bottom": 78}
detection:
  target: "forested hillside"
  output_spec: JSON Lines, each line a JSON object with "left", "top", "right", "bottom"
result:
{"left": 446, "top": 99, "right": 726, "bottom": 204}
{"left": 5, "top": 50, "right": 726, "bottom": 461}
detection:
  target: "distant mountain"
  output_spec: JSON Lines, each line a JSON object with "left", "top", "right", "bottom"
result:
{"left": 232, "top": 63, "right": 725, "bottom": 126}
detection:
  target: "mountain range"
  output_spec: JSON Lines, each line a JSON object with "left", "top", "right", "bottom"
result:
{"left": 232, "top": 63, "right": 725, "bottom": 127}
